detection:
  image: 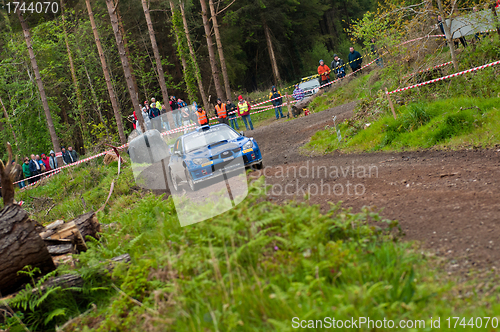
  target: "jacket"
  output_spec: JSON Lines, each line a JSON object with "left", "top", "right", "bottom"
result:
{"left": 348, "top": 51, "right": 362, "bottom": 69}
{"left": 149, "top": 107, "right": 160, "bottom": 118}
{"left": 226, "top": 103, "right": 237, "bottom": 118}
{"left": 41, "top": 157, "right": 52, "bottom": 171}
{"left": 62, "top": 151, "right": 72, "bottom": 165}
{"left": 317, "top": 65, "right": 330, "bottom": 81}
{"left": 269, "top": 87, "right": 283, "bottom": 106}
{"left": 331, "top": 58, "right": 345, "bottom": 75}
{"left": 69, "top": 150, "right": 79, "bottom": 162}
{"left": 292, "top": 87, "right": 305, "bottom": 101}
{"left": 22, "top": 163, "right": 31, "bottom": 178}
{"left": 29, "top": 159, "right": 40, "bottom": 173}
{"left": 215, "top": 103, "right": 227, "bottom": 118}
{"left": 237, "top": 101, "right": 251, "bottom": 116}
{"left": 49, "top": 153, "right": 58, "bottom": 169}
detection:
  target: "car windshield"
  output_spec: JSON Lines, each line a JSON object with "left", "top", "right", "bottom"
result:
{"left": 299, "top": 79, "right": 320, "bottom": 91}
{"left": 183, "top": 126, "right": 239, "bottom": 153}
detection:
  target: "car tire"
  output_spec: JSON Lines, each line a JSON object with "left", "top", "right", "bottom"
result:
{"left": 255, "top": 162, "right": 263, "bottom": 170}
{"left": 185, "top": 169, "right": 199, "bottom": 191}
{"left": 169, "top": 168, "right": 179, "bottom": 192}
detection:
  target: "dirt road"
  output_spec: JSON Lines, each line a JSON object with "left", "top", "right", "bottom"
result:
{"left": 249, "top": 103, "right": 500, "bottom": 271}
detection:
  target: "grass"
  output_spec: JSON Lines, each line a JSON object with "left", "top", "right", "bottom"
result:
{"left": 305, "top": 96, "right": 500, "bottom": 153}
{"left": 2, "top": 161, "right": 500, "bottom": 331}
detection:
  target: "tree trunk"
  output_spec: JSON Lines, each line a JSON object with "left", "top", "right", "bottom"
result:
{"left": 17, "top": 9, "right": 63, "bottom": 166}
{"left": 180, "top": 2, "right": 210, "bottom": 110}
{"left": 106, "top": 0, "right": 145, "bottom": 133}
{"left": 141, "top": 0, "right": 173, "bottom": 125}
{"left": 0, "top": 204, "right": 56, "bottom": 296}
{"left": 263, "top": 18, "right": 281, "bottom": 86}
{"left": 200, "top": 0, "right": 225, "bottom": 101}
{"left": 169, "top": 1, "right": 196, "bottom": 103}
{"left": 116, "top": 4, "right": 140, "bottom": 102}
{"left": 436, "top": 0, "right": 459, "bottom": 71}
{"left": 208, "top": 0, "right": 231, "bottom": 100}
{"left": 60, "top": 0, "right": 86, "bottom": 150}
{"left": 0, "top": 95, "right": 16, "bottom": 142}
{"left": 85, "top": 0, "right": 126, "bottom": 143}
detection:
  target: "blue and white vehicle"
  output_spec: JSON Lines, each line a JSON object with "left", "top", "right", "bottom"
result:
{"left": 168, "top": 124, "right": 263, "bottom": 191}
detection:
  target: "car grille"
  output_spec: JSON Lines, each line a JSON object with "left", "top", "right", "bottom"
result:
{"left": 210, "top": 148, "right": 241, "bottom": 160}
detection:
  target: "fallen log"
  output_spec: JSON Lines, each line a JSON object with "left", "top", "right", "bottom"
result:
{"left": 291, "top": 95, "right": 314, "bottom": 117}
{"left": 0, "top": 204, "right": 56, "bottom": 296}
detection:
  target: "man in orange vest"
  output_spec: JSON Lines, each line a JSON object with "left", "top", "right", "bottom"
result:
{"left": 215, "top": 98, "right": 229, "bottom": 125}
{"left": 317, "top": 59, "right": 330, "bottom": 87}
{"left": 197, "top": 107, "right": 208, "bottom": 126}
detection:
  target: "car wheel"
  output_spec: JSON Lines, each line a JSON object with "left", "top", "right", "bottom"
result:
{"left": 255, "top": 162, "right": 263, "bottom": 170}
{"left": 185, "top": 169, "right": 199, "bottom": 191}
{"left": 169, "top": 168, "right": 179, "bottom": 192}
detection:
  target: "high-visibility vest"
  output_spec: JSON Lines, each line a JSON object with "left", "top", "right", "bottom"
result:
{"left": 197, "top": 110, "right": 208, "bottom": 125}
{"left": 215, "top": 104, "right": 227, "bottom": 118}
{"left": 238, "top": 102, "right": 249, "bottom": 116}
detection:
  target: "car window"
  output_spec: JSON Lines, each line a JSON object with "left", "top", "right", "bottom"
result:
{"left": 183, "top": 126, "right": 239, "bottom": 153}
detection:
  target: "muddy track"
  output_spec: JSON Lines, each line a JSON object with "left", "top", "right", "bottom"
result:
{"left": 249, "top": 103, "right": 500, "bottom": 272}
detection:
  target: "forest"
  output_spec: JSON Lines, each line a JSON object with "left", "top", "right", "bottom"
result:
{"left": 0, "top": 0, "right": 377, "bottom": 158}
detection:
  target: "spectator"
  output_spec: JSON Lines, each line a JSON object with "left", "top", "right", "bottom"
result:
{"left": 178, "top": 98, "right": 187, "bottom": 108}
{"left": 237, "top": 95, "right": 253, "bottom": 131}
{"left": 41, "top": 153, "right": 52, "bottom": 172}
{"left": 160, "top": 104, "right": 171, "bottom": 132}
{"left": 348, "top": 47, "right": 363, "bottom": 75}
{"left": 182, "top": 105, "right": 192, "bottom": 133}
{"left": 331, "top": 54, "right": 346, "bottom": 78}
{"left": 140, "top": 106, "right": 151, "bottom": 132}
{"left": 269, "top": 86, "right": 284, "bottom": 119}
{"left": 215, "top": 98, "right": 229, "bottom": 125}
{"left": 370, "top": 38, "right": 383, "bottom": 67}
{"left": 36, "top": 155, "right": 46, "bottom": 172}
{"left": 68, "top": 147, "right": 79, "bottom": 163}
{"left": 170, "top": 96, "right": 181, "bottom": 128}
{"left": 49, "top": 150, "right": 58, "bottom": 170}
{"left": 317, "top": 59, "right": 331, "bottom": 87}
{"left": 22, "top": 157, "right": 31, "bottom": 185}
{"left": 149, "top": 98, "right": 160, "bottom": 119}
{"left": 226, "top": 99, "right": 239, "bottom": 130}
{"left": 190, "top": 102, "right": 199, "bottom": 123}
{"left": 195, "top": 107, "right": 208, "bottom": 134}
{"left": 292, "top": 84, "right": 305, "bottom": 101}
{"left": 132, "top": 109, "right": 138, "bottom": 129}
{"left": 29, "top": 154, "right": 41, "bottom": 182}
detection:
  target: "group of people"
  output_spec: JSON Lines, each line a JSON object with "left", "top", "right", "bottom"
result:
{"left": 212, "top": 96, "right": 254, "bottom": 130}
{"left": 317, "top": 46, "right": 365, "bottom": 87}
{"left": 19, "top": 147, "right": 78, "bottom": 188}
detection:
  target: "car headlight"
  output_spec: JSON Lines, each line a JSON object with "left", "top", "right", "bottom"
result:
{"left": 192, "top": 158, "right": 210, "bottom": 165}
{"left": 243, "top": 141, "right": 253, "bottom": 150}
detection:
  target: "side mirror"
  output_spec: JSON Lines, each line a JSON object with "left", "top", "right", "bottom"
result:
{"left": 239, "top": 131, "right": 244, "bottom": 136}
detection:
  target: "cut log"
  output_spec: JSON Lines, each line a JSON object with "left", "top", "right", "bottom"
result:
{"left": 72, "top": 211, "right": 101, "bottom": 241}
{"left": 46, "top": 221, "right": 87, "bottom": 253}
{"left": 0, "top": 204, "right": 56, "bottom": 296}
{"left": 44, "top": 238, "right": 76, "bottom": 255}
{"left": 291, "top": 96, "right": 314, "bottom": 117}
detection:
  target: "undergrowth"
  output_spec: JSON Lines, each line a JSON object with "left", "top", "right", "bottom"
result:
{"left": 2, "top": 162, "right": 500, "bottom": 331}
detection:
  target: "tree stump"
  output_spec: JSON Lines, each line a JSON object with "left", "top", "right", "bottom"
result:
{"left": 0, "top": 204, "right": 55, "bottom": 296}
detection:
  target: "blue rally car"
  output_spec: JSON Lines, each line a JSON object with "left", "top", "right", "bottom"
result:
{"left": 168, "top": 124, "right": 263, "bottom": 191}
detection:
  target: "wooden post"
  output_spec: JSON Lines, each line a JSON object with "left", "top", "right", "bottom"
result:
{"left": 286, "top": 93, "right": 292, "bottom": 118}
{"left": 385, "top": 88, "right": 397, "bottom": 119}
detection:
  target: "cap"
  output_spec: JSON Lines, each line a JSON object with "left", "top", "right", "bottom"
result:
{"left": 238, "top": 95, "right": 243, "bottom": 100}
{"left": 334, "top": 54, "right": 338, "bottom": 57}
{"left": 319, "top": 59, "right": 324, "bottom": 64}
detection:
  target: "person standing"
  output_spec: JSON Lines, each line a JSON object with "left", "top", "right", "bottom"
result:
{"left": 182, "top": 105, "right": 192, "bottom": 133}
{"left": 348, "top": 47, "right": 363, "bottom": 75}
{"left": 68, "top": 147, "right": 79, "bottom": 163}
{"left": 292, "top": 84, "right": 305, "bottom": 101}
{"left": 237, "top": 95, "right": 253, "bottom": 131}
{"left": 196, "top": 107, "right": 208, "bottom": 126}
{"left": 226, "top": 99, "right": 239, "bottom": 130}
{"left": 170, "top": 96, "right": 181, "bottom": 128}
{"left": 41, "top": 153, "right": 52, "bottom": 172}
{"left": 317, "top": 60, "right": 331, "bottom": 87}
{"left": 49, "top": 150, "right": 58, "bottom": 170}
{"left": 149, "top": 99, "right": 160, "bottom": 131}
{"left": 22, "top": 157, "right": 31, "bottom": 185}
{"left": 331, "top": 54, "right": 346, "bottom": 78}
{"left": 215, "top": 98, "right": 229, "bottom": 125}
{"left": 29, "top": 154, "right": 41, "bottom": 182}
{"left": 269, "top": 86, "right": 284, "bottom": 119}
{"left": 370, "top": 38, "right": 383, "bottom": 67}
